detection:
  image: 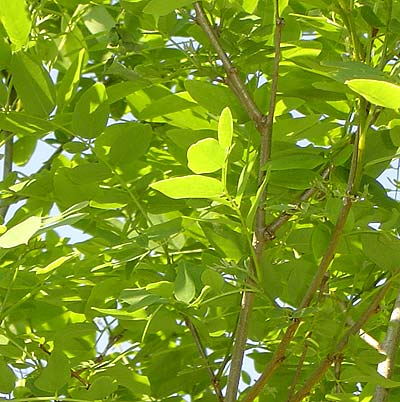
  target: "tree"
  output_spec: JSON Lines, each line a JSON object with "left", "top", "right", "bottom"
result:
{"left": 0, "top": 0, "right": 399, "bottom": 401}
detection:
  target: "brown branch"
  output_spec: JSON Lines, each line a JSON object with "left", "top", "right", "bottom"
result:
{"left": 184, "top": 316, "right": 224, "bottom": 402}
{"left": 373, "top": 287, "right": 400, "bottom": 402}
{"left": 290, "top": 280, "right": 391, "bottom": 402}
{"left": 193, "top": 2, "right": 264, "bottom": 125}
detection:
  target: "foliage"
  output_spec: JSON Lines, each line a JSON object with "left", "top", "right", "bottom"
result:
{"left": 0, "top": 0, "right": 399, "bottom": 401}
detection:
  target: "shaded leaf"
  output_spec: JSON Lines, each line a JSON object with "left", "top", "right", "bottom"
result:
{"left": 35, "top": 350, "right": 70, "bottom": 392}
{"left": 72, "top": 82, "right": 109, "bottom": 138}
{"left": 174, "top": 263, "right": 196, "bottom": 303}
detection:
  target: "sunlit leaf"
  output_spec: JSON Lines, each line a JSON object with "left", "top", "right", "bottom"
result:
{"left": 0, "top": 216, "right": 41, "bottom": 248}
{"left": 0, "top": 0, "right": 31, "bottom": 50}
{"left": 187, "top": 138, "right": 225, "bottom": 173}
{"left": 11, "top": 52, "right": 55, "bottom": 117}
{"left": 150, "top": 175, "right": 224, "bottom": 199}
{"left": 346, "top": 79, "right": 400, "bottom": 110}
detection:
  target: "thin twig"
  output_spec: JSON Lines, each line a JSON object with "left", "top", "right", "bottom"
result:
{"left": 290, "top": 280, "right": 391, "bottom": 402}
{"left": 184, "top": 316, "right": 224, "bottom": 401}
{"left": 373, "top": 287, "right": 400, "bottom": 402}
{"left": 285, "top": 334, "right": 310, "bottom": 402}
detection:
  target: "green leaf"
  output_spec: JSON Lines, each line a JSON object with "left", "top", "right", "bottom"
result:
{"left": 143, "top": 0, "right": 193, "bottom": 16}
{"left": 86, "top": 376, "right": 118, "bottom": 400}
{"left": 72, "top": 82, "right": 109, "bottom": 138}
{"left": 187, "top": 138, "right": 225, "bottom": 174}
{"left": 120, "top": 288, "right": 164, "bottom": 312}
{"left": 218, "top": 107, "right": 233, "bottom": 150}
{"left": 0, "top": 111, "right": 59, "bottom": 135}
{"left": 150, "top": 175, "right": 224, "bottom": 199}
{"left": 185, "top": 80, "right": 246, "bottom": 120}
{"left": 34, "top": 252, "right": 79, "bottom": 275}
{"left": 0, "top": 0, "right": 31, "bottom": 50}
{"left": 0, "top": 358, "right": 15, "bottom": 393}
{"left": 0, "top": 216, "right": 41, "bottom": 248}
{"left": 361, "top": 233, "right": 400, "bottom": 271}
{"left": 201, "top": 269, "right": 224, "bottom": 292}
{"left": 57, "top": 48, "right": 86, "bottom": 110}
{"left": 242, "top": 0, "right": 258, "bottom": 13}
{"left": 11, "top": 52, "right": 55, "bottom": 117}
{"left": 140, "top": 92, "right": 197, "bottom": 119}
{"left": 345, "top": 79, "right": 400, "bottom": 110}
{"left": 174, "top": 263, "right": 196, "bottom": 303}
{"left": 200, "top": 222, "right": 246, "bottom": 261}
{"left": 35, "top": 350, "right": 70, "bottom": 392}
{"left": 13, "top": 135, "right": 37, "bottom": 166}
{"left": 269, "top": 169, "right": 319, "bottom": 190}
{"left": 95, "top": 122, "right": 152, "bottom": 166}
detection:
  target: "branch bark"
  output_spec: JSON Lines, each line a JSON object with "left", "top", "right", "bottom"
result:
{"left": 373, "top": 287, "right": 400, "bottom": 402}
{"left": 194, "top": 2, "right": 284, "bottom": 401}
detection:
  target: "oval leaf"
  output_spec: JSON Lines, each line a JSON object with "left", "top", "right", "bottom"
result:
{"left": 150, "top": 175, "right": 224, "bottom": 199}
{"left": 72, "top": 82, "right": 109, "bottom": 138}
{"left": 35, "top": 350, "right": 70, "bottom": 393}
{"left": 187, "top": 138, "right": 225, "bottom": 173}
{"left": 0, "top": 0, "right": 31, "bottom": 50}
{"left": 218, "top": 107, "right": 233, "bottom": 150}
{"left": 345, "top": 79, "right": 400, "bottom": 110}
{"left": 174, "top": 264, "right": 195, "bottom": 303}
{"left": 0, "top": 216, "right": 41, "bottom": 248}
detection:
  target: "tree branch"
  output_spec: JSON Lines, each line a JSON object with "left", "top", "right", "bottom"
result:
{"left": 193, "top": 2, "right": 264, "bottom": 125}
{"left": 242, "top": 102, "right": 369, "bottom": 402}
{"left": 290, "top": 280, "right": 391, "bottom": 402}
{"left": 184, "top": 316, "right": 224, "bottom": 402}
{"left": 373, "top": 287, "right": 400, "bottom": 402}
